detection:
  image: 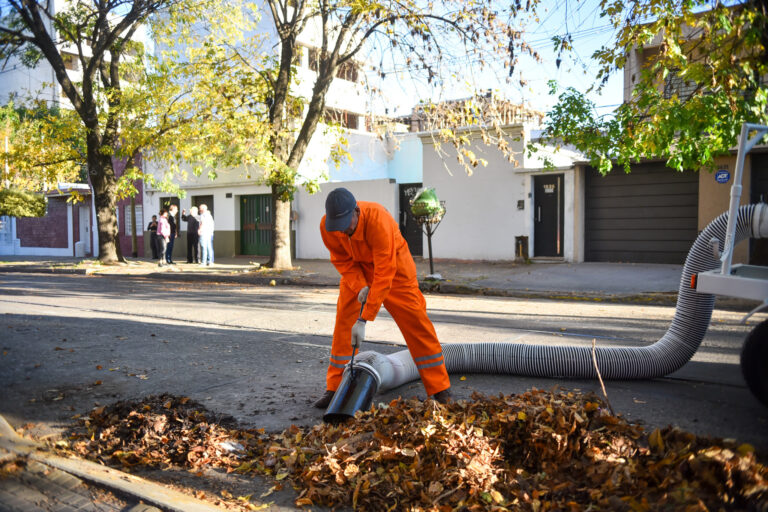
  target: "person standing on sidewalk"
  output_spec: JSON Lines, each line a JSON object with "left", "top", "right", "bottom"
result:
{"left": 166, "top": 204, "right": 179, "bottom": 264}
{"left": 181, "top": 206, "right": 200, "bottom": 264}
{"left": 198, "top": 204, "right": 215, "bottom": 266}
{"left": 315, "top": 187, "right": 452, "bottom": 408}
{"left": 156, "top": 209, "right": 171, "bottom": 267}
{"left": 147, "top": 215, "right": 159, "bottom": 260}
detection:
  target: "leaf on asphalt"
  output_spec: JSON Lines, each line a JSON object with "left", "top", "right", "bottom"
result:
{"left": 63, "top": 390, "right": 768, "bottom": 511}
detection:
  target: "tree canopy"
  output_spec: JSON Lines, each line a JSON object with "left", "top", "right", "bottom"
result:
{"left": 538, "top": 0, "right": 768, "bottom": 174}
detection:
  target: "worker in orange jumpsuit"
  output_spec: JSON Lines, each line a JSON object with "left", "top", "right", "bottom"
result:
{"left": 314, "top": 187, "right": 452, "bottom": 408}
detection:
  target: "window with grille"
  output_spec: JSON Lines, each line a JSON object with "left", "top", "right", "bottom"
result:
{"left": 124, "top": 205, "right": 143, "bottom": 234}
{"left": 663, "top": 70, "right": 697, "bottom": 100}
{"left": 61, "top": 52, "right": 78, "bottom": 71}
{"left": 323, "top": 108, "right": 359, "bottom": 130}
{"left": 306, "top": 46, "right": 359, "bottom": 82}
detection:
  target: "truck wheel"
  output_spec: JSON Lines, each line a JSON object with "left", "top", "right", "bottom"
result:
{"left": 741, "top": 318, "right": 768, "bottom": 407}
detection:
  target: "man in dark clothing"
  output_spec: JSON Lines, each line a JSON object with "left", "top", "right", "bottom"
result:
{"left": 181, "top": 207, "right": 200, "bottom": 263}
{"left": 166, "top": 204, "right": 179, "bottom": 264}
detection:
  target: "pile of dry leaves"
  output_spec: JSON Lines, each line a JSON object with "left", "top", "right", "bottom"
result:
{"left": 67, "top": 390, "right": 768, "bottom": 511}
{"left": 70, "top": 394, "right": 244, "bottom": 471}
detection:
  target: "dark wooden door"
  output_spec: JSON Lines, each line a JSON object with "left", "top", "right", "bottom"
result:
{"left": 399, "top": 183, "right": 423, "bottom": 256}
{"left": 534, "top": 174, "right": 564, "bottom": 257}
{"left": 240, "top": 194, "right": 272, "bottom": 255}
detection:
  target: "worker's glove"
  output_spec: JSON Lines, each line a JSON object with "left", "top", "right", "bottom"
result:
{"left": 351, "top": 319, "right": 366, "bottom": 349}
{"left": 357, "top": 286, "right": 369, "bottom": 304}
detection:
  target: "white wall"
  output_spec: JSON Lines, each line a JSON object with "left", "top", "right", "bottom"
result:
{"left": 420, "top": 125, "right": 578, "bottom": 261}
{"left": 143, "top": 181, "right": 272, "bottom": 234}
{"left": 294, "top": 178, "right": 398, "bottom": 259}
{"left": 0, "top": 57, "right": 58, "bottom": 105}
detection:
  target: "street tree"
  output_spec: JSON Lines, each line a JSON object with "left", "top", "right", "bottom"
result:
{"left": 257, "top": 0, "right": 541, "bottom": 269}
{"left": 0, "top": 0, "right": 273, "bottom": 262}
{"left": 538, "top": 0, "right": 768, "bottom": 174}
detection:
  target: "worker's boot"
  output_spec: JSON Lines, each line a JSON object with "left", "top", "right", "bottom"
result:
{"left": 431, "top": 388, "right": 453, "bottom": 404}
{"left": 313, "top": 390, "right": 335, "bottom": 409}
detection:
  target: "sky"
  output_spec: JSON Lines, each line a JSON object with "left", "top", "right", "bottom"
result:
{"left": 365, "top": 0, "right": 625, "bottom": 120}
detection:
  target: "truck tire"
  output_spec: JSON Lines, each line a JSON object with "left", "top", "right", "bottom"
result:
{"left": 741, "top": 318, "right": 768, "bottom": 407}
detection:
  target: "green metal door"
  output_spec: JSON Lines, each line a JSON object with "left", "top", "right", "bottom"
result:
{"left": 241, "top": 194, "right": 272, "bottom": 255}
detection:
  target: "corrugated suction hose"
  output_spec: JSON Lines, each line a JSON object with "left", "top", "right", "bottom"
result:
{"left": 350, "top": 204, "right": 766, "bottom": 393}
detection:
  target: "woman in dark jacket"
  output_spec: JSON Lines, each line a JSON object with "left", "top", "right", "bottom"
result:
{"left": 147, "top": 215, "right": 159, "bottom": 259}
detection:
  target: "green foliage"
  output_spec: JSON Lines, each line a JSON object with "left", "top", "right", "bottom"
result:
{"left": 0, "top": 188, "right": 47, "bottom": 217}
{"left": 0, "top": 102, "right": 84, "bottom": 192}
{"left": 538, "top": 0, "right": 768, "bottom": 174}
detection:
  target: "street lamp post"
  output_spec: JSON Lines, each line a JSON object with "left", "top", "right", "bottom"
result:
{"left": 413, "top": 200, "right": 445, "bottom": 279}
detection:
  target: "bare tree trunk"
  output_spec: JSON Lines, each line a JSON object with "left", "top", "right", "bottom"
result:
{"left": 269, "top": 186, "right": 292, "bottom": 269}
{"left": 88, "top": 154, "right": 124, "bottom": 264}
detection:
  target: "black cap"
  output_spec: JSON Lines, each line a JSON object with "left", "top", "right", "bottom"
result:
{"left": 325, "top": 188, "right": 357, "bottom": 231}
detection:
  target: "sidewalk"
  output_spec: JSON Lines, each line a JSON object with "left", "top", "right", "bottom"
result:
{"left": 0, "top": 254, "right": 695, "bottom": 305}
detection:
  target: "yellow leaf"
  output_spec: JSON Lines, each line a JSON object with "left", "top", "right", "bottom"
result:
{"left": 275, "top": 472, "right": 289, "bottom": 480}
{"left": 649, "top": 429, "right": 664, "bottom": 453}
{"left": 460, "top": 376, "right": 466, "bottom": 381}
{"left": 517, "top": 411, "right": 527, "bottom": 421}
{"left": 737, "top": 443, "right": 755, "bottom": 456}
{"left": 490, "top": 489, "right": 505, "bottom": 504}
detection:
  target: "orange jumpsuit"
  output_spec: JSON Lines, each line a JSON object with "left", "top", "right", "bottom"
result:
{"left": 320, "top": 201, "right": 451, "bottom": 396}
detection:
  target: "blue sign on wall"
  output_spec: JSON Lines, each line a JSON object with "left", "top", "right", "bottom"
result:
{"left": 715, "top": 169, "right": 731, "bottom": 184}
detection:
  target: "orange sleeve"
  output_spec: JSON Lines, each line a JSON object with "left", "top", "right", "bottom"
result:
{"left": 320, "top": 217, "right": 367, "bottom": 294}
{"left": 360, "top": 209, "right": 398, "bottom": 322}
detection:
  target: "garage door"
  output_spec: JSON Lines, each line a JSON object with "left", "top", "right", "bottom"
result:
{"left": 585, "top": 163, "right": 699, "bottom": 263}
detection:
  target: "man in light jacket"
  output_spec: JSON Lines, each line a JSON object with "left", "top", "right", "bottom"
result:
{"left": 198, "top": 204, "right": 215, "bottom": 266}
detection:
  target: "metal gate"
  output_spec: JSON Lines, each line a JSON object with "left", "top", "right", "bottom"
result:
{"left": 585, "top": 163, "right": 699, "bottom": 263}
{"left": 241, "top": 194, "right": 272, "bottom": 255}
{"left": 750, "top": 153, "right": 768, "bottom": 265}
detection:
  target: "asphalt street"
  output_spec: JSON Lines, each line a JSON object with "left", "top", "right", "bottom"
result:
{"left": 1, "top": 272, "right": 766, "bottom": 457}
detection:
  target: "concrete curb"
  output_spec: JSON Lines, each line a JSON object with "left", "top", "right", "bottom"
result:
{"left": 0, "top": 413, "right": 223, "bottom": 512}
{"left": 0, "top": 264, "right": 756, "bottom": 310}
{"left": 0, "top": 265, "right": 91, "bottom": 275}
